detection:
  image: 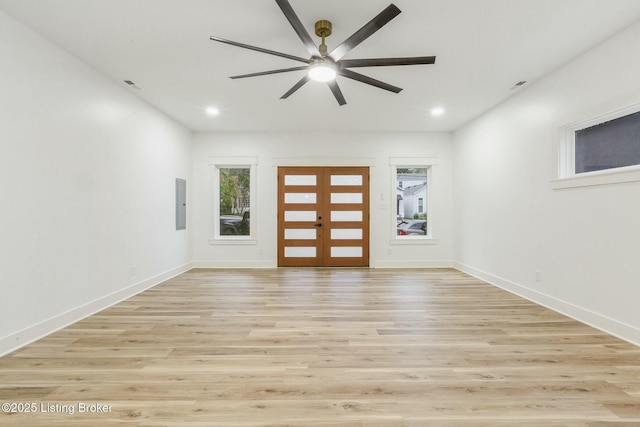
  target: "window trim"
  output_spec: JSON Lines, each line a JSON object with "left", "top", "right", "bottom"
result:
{"left": 209, "top": 156, "right": 257, "bottom": 245}
{"left": 554, "top": 101, "right": 640, "bottom": 190}
{"left": 389, "top": 157, "right": 437, "bottom": 244}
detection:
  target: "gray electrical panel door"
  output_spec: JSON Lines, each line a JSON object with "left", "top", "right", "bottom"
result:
{"left": 176, "top": 178, "right": 186, "bottom": 230}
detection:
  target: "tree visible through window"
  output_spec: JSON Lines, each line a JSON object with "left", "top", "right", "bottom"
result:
{"left": 219, "top": 167, "right": 250, "bottom": 236}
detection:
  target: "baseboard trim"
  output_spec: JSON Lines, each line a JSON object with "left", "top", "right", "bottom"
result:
{"left": 453, "top": 261, "right": 640, "bottom": 347}
{"left": 0, "top": 262, "right": 193, "bottom": 357}
{"left": 192, "top": 260, "right": 454, "bottom": 269}
{"left": 193, "top": 260, "right": 453, "bottom": 269}
{"left": 192, "top": 261, "right": 276, "bottom": 269}
{"left": 372, "top": 260, "right": 454, "bottom": 269}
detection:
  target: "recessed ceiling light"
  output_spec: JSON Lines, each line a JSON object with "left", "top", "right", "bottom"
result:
{"left": 430, "top": 107, "right": 445, "bottom": 117}
{"left": 205, "top": 106, "right": 220, "bottom": 116}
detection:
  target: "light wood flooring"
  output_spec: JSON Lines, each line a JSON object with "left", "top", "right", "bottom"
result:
{"left": 1, "top": 268, "right": 640, "bottom": 426}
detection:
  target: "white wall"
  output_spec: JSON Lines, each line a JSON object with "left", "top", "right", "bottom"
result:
{"left": 192, "top": 132, "right": 454, "bottom": 268}
{"left": 0, "top": 10, "right": 193, "bottom": 355}
{"left": 453, "top": 22, "right": 640, "bottom": 345}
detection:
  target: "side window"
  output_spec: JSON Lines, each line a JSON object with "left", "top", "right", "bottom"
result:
{"left": 393, "top": 165, "right": 431, "bottom": 239}
{"left": 218, "top": 167, "right": 250, "bottom": 236}
{"left": 210, "top": 157, "right": 257, "bottom": 242}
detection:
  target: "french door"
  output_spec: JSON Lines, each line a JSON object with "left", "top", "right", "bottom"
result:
{"left": 278, "top": 167, "right": 370, "bottom": 267}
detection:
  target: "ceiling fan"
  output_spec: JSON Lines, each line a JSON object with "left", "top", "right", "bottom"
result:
{"left": 209, "top": 0, "right": 436, "bottom": 106}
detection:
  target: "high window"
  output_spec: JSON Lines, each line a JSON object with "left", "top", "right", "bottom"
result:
{"left": 575, "top": 111, "right": 640, "bottom": 174}
{"left": 555, "top": 103, "right": 640, "bottom": 189}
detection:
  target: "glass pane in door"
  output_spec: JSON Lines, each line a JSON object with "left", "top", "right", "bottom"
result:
{"left": 331, "top": 247, "right": 363, "bottom": 257}
{"left": 285, "top": 193, "right": 317, "bottom": 204}
{"left": 331, "top": 175, "right": 363, "bottom": 186}
{"left": 331, "top": 229, "right": 363, "bottom": 240}
{"left": 285, "top": 175, "right": 317, "bottom": 186}
{"left": 330, "top": 193, "right": 363, "bottom": 204}
{"left": 284, "top": 211, "right": 317, "bottom": 222}
{"left": 284, "top": 229, "right": 317, "bottom": 240}
{"left": 284, "top": 247, "right": 316, "bottom": 258}
{"left": 330, "top": 211, "right": 362, "bottom": 222}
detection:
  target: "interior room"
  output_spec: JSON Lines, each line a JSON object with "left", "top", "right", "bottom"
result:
{"left": 1, "top": 0, "right": 640, "bottom": 424}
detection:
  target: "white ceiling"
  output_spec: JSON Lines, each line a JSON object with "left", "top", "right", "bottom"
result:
{"left": 2, "top": 0, "right": 640, "bottom": 132}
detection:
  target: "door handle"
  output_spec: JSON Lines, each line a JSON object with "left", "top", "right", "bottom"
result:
{"left": 314, "top": 223, "right": 323, "bottom": 227}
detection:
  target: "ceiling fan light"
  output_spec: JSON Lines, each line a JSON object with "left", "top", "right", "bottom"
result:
{"left": 308, "top": 63, "right": 337, "bottom": 82}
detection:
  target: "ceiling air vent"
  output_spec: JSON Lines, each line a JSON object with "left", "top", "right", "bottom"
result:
{"left": 123, "top": 80, "right": 141, "bottom": 90}
{"left": 510, "top": 80, "right": 527, "bottom": 90}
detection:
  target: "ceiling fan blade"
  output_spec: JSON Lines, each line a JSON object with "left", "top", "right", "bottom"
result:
{"left": 280, "top": 75, "right": 310, "bottom": 99}
{"left": 210, "top": 36, "right": 310, "bottom": 64}
{"left": 275, "top": 0, "right": 321, "bottom": 57}
{"left": 339, "top": 56, "right": 436, "bottom": 68}
{"left": 327, "top": 80, "right": 347, "bottom": 106}
{"left": 339, "top": 68, "right": 402, "bottom": 93}
{"left": 329, "top": 4, "right": 401, "bottom": 61}
{"left": 230, "top": 66, "right": 309, "bottom": 79}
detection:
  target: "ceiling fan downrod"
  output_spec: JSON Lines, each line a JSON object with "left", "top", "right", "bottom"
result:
{"left": 315, "top": 20, "right": 332, "bottom": 57}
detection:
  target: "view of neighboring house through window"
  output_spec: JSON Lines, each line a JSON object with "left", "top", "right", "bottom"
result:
{"left": 396, "top": 167, "right": 429, "bottom": 238}
{"left": 218, "top": 167, "right": 250, "bottom": 236}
